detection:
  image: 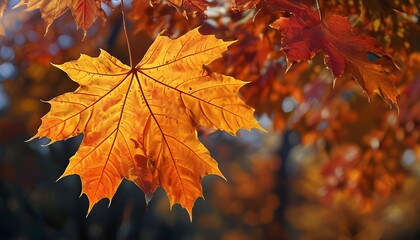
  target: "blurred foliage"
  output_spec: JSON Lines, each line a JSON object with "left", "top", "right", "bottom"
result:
{"left": 1, "top": 0, "right": 420, "bottom": 239}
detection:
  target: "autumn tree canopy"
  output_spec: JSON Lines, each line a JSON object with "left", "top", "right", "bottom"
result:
{"left": 0, "top": 0, "right": 419, "bottom": 238}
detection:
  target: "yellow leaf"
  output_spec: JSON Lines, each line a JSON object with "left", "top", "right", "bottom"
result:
{"left": 32, "top": 28, "right": 262, "bottom": 219}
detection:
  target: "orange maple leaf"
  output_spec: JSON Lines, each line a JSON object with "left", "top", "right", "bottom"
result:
{"left": 16, "top": 0, "right": 101, "bottom": 35}
{"left": 31, "top": 28, "right": 262, "bottom": 219}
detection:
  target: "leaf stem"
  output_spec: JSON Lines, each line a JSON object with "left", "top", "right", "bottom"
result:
{"left": 315, "top": 0, "right": 322, "bottom": 21}
{"left": 121, "top": 0, "right": 133, "bottom": 68}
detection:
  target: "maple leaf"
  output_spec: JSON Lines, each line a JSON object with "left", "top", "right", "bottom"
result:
{"left": 271, "top": 10, "right": 399, "bottom": 107}
{"left": 16, "top": 0, "right": 102, "bottom": 35}
{"left": 31, "top": 28, "right": 262, "bottom": 219}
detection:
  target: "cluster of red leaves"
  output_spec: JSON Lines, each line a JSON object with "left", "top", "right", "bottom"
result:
{"left": 129, "top": 0, "right": 202, "bottom": 37}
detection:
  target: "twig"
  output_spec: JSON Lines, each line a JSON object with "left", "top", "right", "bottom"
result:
{"left": 121, "top": 0, "right": 133, "bottom": 68}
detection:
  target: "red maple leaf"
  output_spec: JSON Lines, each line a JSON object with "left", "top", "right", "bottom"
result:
{"left": 271, "top": 3, "right": 399, "bottom": 106}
